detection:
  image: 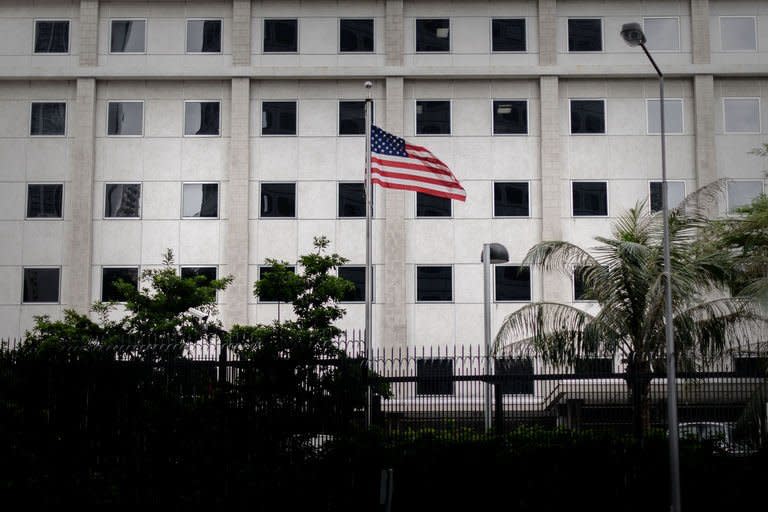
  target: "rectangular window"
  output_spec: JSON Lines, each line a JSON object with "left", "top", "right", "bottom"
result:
{"left": 261, "top": 183, "right": 296, "bottom": 218}
{"left": 34, "top": 20, "right": 69, "bottom": 53}
{"left": 643, "top": 17, "right": 680, "bottom": 51}
{"left": 494, "top": 182, "right": 529, "bottom": 217}
{"left": 23, "top": 268, "right": 60, "bottom": 303}
{"left": 339, "top": 266, "right": 367, "bottom": 302}
{"left": 182, "top": 183, "right": 219, "bottom": 218}
{"left": 416, "top": 266, "right": 452, "bottom": 302}
{"left": 262, "top": 101, "right": 297, "bottom": 135}
{"left": 258, "top": 265, "right": 296, "bottom": 302}
{"left": 416, "top": 100, "right": 450, "bottom": 135}
{"left": 495, "top": 266, "right": 531, "bottom": 301}
{"left": 416, "top": 192, "right": 451, "bottom": 217}
{"left": 102, "top": 267, "right": 138, "bottom": 302}
{"left": 339, "top": 100, "right": 369, "bottom": 135}
{"left": 110, "top": 20, "right": 146, "bottom": 53}
{"left": 647, "top": 99, "right": 683, "bottom": 134}
{"left": 416, "top": 19, "right": 450, "bottom": 52}
{"left": 724, "top": 98, "right": 760, "bottom": 133}
{"left": 338, "top": 182, "right": 366, "bottom": 218}
{"left": 26, "top": 184, "right": 63, "bottom": 218}
{"left": 493, "top": 100, "right": 527, "bottom": 135}
{"left": 574, "top": 358, "right": 614, "bottom": 375}
{"left": 187, "top": 19, "right": 221, "bottom": 53}
{"left": 570, "top": 99, "right": 605, "bottom": 134}
{"left": 264, "top": 19, "right": 297, "bottom": 52}
{"left": 30, "top": 102, "right": 66, "bottom": 136}
{"left": 733, "top": 357, "right": 768, "bottom": 377}
{"left": 492, "top": 19, "right": 526, "bottom": 52}
{"left": 184, "top": 101, "right": 220, "bottom": 136}
{"left": 572, "top": 181, "right": 608, "bottom": 216}
{"left": 340, "top": 19, "right": 374, "bottom": 52}
{"left": 416, "top": 358, "right": 454, "bottom": 396}
{"left": 181, "top": 266, "right": 217, "bottom": 283}
{"left": 720, "top": 16, "right": 757, "bottom": 51}
{"left": 727, "top": 180, "right": 764, "bottom": 213}
{"left": 573, "top": 266, "right": 589, "bottom": 301}
{"left": 107, "top": 101, "right": 143, "bottom": 136}
{"left": 649, "top": 181, "right": 686, "bottom": 213}
{"left": 495, "top": 358, "right": 534, "bottom": 395}
{"left": 568, "top": 18, "right": 602, "bottom": 52}
{"left": 105, "top": 183, "right": 141, "bottom": 218}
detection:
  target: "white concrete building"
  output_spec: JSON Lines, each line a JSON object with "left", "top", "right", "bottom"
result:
{"left": 0, "top": 0, "right": 766, "bottom": 349}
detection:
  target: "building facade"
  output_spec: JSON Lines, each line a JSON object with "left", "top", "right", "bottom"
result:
{"left": 0, "top": 0, "right": 766, "bottom": 349}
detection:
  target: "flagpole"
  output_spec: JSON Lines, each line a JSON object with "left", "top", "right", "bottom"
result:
{"left": 364, "top": 81, "right": 373, "bottom": 428}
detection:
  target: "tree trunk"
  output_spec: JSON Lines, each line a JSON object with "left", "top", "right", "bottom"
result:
{"left": 625, "top": 357, "right": 653, "bottom": 440}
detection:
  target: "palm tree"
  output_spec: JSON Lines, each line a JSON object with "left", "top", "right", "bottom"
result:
{"left": 494, "top": 200, "right": 765, "bottom": 439}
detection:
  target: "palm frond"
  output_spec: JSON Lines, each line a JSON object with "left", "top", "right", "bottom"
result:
{"left": 522, "top": 241, "right": 598, "bottom": 274}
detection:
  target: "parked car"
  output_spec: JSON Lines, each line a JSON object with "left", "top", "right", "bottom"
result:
{"left": 675, "top": 422, "right": 756, "bottom": 456}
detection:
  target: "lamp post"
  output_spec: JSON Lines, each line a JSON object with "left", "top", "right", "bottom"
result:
{"left": 482, "top": 242, "right": 509, "bottom": 433}
{"left": 621, "top": 22, "right": 681, "bottom": 512}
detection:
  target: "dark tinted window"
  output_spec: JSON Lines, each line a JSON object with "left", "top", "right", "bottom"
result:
{"left": 495, "top": 266, "right": 531, "bottom": 301}
{"left": 34, "top": 21, "right": 69, "bottom": 53}
{"left": 574, "top": 358, "right": 613, "bottom": 375}
{"left": 27, "top": 184, "right": 63, "bottom": 218}
{"left": 492, "top": 19, "right": 526, "bottom": 51}
{"left": 416, "top": 359, "right": 454, "bottom": 395}
{"left": 568, "top": 18, "right": 602, "bottom": 52}
{"left": 182, "top": 183, "right": 218, "bottom": 218}
{"left": 340, "top": 19, "right": 374, "bottom": 52}
{"left": 23, "top": 268, "right": 60, "bottom": 303}
{"left": 495, "top": 358, "right": 534, "bottom": 395}
{"left": 111, "top": 20, "right": 146, "bottom": 52}
{"left": 338, "top": 182, "right": 366, "bottom": 217}
{"left": 416, "top": 192, "right": 451, "bottom": 217}
{"left": 105, "top": 184, "right": 141, "bottom": 218}
{"left": 30, "top": 102, "right": 66, "bottom": 136}
{"left": 416, "top": 19, "right": 450, "bottom": 52}
{"left": 187, "top": 20, "right": 221, "bottom": 52}
{"left": 261, "top": 183, "right": 296, "bottom": 218}
{"left": 650, "top": 181, "right": 686, "bottom": 213}
{"left": 339, "top": 266, "right": 366, "bottom": 302}
{"left": 185, "top": 101, "right": 220, "bottom": 135}
{"left": 494, "top": 182, "right": 529, "bottom": 217}
{"left": 339, "top": 101, "right": 368, "bottom": 135}
{"left": 572, "top": 182, "right": 607, "bottom": 216}
{"left": 493, "top": 100, "right": 527, "bottom": 134}
{"left": 416, "top": 266, "right": 452, "bottom": 302}
{"left": 258, "top": 265, "right": 296, "bottom": 302}
{"left": 570, "top": 100, "right": 605, "bottom": 134}
{"left": 733, "top": 357, "right": 768, "bottom": 377}
{"left": 181, "top": 266, "right": 217, "bottom": 283}
{"left": 107, "top": 102, "right": 143, "bottom": 136}
{"left": 102, "top": 267, "right": 139, "bottom": 302}
{"left": 573, "top": 266, "right": 590, "bottom": 301}
{"left": 262, "top": 101, "right": 297, "bottom": 135}
{"left": 264, "top": 19, "right": 297, "bottom": 52}
{"left": 416, "top": 100, "right": 450, "bottom": 135}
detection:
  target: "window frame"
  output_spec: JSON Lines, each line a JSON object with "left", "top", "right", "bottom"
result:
{"left": 108, "top": 18, "right": 148, "bottom": 54}
{"left": 29, "top": 101, "right": 67, "bottom": 137}
{"left": 415, "top": 265, "right": 453, "bottom": 303}
{"left": 571, "top": 180, "right": 609, "bottom": 217}
{"left": 569, "top": 98, "right": 607, "bottom": 135}
{"left": 101, "top": 266, "right": 140, "bottom": 303}
{"left": 726, "top": 179, "right": 765, "bottom": 215}
{"left": 490, "top": 18, "right": 527, "bottom": 53}
{"left": 416, "top": 358, "right": 455, "bottom": 396}
{"left": 25, "top": 182, "right": 64, "bottom": 220}
{"left": 185, "top": 18, "right": 223, "bottom": 54}
{"left": 338, "top": 100, "right": 372, "bottom": 136}
{"left": 257, "top": 264, "right": 297, "bottom": 303}
{"left": 337, "top": 181, "right": 368, "bottom": 218}
{"left": 21, "top": 266, "right": 61, "bottom": 304}
{"left": 338, "top": 18, "right": 374, "bottom": 54}
{"left": 494, "top": 264, "right": 532, "bottom": 303}
{"left": 495, "top": 357, "right": 535, "bottom": 395}
{"left": 104, "top": 182, "right": 142, "bottom": 219}
{"left": 183, "top": 100, "right": 222, "bottom": 137}
{"left": 723, "top": 97, "right": 762, "bottom": 135}
{"left": 493, "top": 181, "right": 530, "bottom": 218}
{"left": 641, "top": 16, "right": 681, "bottom": 52}
{"left": 181, "top": 181, "right": 220, "bottom": 219}
{"left": 106, "top": 100, "right": 145, "bottom": 137}
{"left": 646, "top": 98, "right": 684, "bottom": 135}
{"left": 415, "top": 192, "right": 452, "bottom": 218}
{"left": 338, "top": 265, "right": 372, "bottom": 303}
{"left": 719, "top": 15, "right": 758, "bottom": 52}
{"left": 415, "top": 18, "right": 451, "bottom": 53}
{"left": 260, "top": 182, "right": 297, "bottom": 219}
{"left": 648, "top": 180, "right": 686, "bottom": 214}
{"left": 180, "top": 265, "right": 219, "bottom": 302}
{"left": 415, "top": 99, "right": 452, "bottom": 136}
{"left": 572, "top": 265, "right": 604, "bottom": 303}
{"left": 567, "top": 17, "right": 603, "bottom": 53}
{"left": 263, "top": 18, "right": 299, "bottom": 53}
{"left": 261, "top": 100, "right": 298, "bottom": 136}
{"left": 32, "top": 19, "right": 70, "bottom": 54}
{"left": 491, "top": 99, "right": 529, "bottom": 136}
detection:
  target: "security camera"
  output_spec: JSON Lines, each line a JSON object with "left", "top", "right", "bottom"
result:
{"left": 364, "top": 81, "right": 373, "bottom": 89}
{"left": 188, "top": 308, "right": 209, "bottom": 322}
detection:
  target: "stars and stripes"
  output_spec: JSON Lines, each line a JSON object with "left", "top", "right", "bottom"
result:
{"left": 370, "top": 125, "right": 466, "bottom": 201}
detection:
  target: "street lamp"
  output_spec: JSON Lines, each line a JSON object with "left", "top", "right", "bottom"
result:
{"left": 621, "top": 22, "right": 681, "bottom": 512}
{"left": 481, "top": 242, "right": 509, "bottom": 432}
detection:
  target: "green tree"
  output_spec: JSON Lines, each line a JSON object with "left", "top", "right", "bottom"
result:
{"left": 494, "top": 203, "right": 765, "bottom": 438}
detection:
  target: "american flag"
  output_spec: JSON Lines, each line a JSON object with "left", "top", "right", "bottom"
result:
{"left": 370, "top": 125, "right": 466, "bottom": 201}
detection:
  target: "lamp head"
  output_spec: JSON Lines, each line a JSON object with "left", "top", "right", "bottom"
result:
{"left": 480, "top": 243, "right": 510, "bottom": 265}
{"left": 620, "top": 22, "right": 646, "bottom": 47}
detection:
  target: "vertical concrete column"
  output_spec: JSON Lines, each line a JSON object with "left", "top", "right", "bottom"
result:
{"left": 694, "top": 74, "right": 717, "bottom": 188}
{"left": 690, "top": 0, "right": 711, "bottom": 65}
{"left": 63, "top": 78, "right": 96, "bottom": 312}
{"left": 538, "top": 0, "right": 557, "bottom": 66}
{"left": 79, "top": 0, "right": 99, "bottom": 67}
{"left": 382, "top": 77, "right": 407, "bottom": 349}
{"left": 232, "top": 0, "right": 251, "bottom": 66}
{"left": 385, "top": 0, "right": 404, "bottom": 66}
{"left": 222, "top": 78, "right": 251, "bottom": 328}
